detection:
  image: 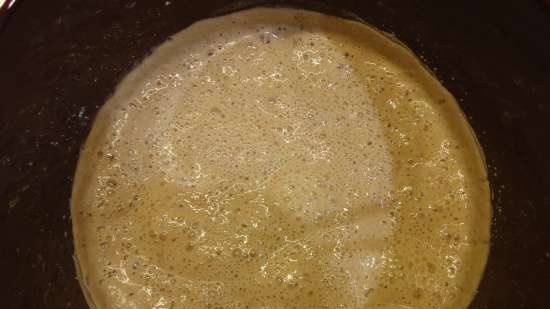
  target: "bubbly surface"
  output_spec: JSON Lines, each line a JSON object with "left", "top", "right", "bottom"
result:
{"left": 72, "top": 8, "right": 491, "bottom": 309}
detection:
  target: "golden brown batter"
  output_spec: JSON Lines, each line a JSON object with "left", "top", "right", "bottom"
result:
{"left": 72, "top": 8, "right": 491, "bottom": 309}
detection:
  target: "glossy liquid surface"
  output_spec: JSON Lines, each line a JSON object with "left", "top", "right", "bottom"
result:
{"left": 72, "top": 8, "right": 491, "bottom": 309}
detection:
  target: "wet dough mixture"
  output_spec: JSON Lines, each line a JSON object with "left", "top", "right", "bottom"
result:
{"left": 72, "top": 8, "right": 491, "bottom": 309}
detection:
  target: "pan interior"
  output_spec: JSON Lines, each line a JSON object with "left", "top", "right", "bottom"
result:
{"left": 71, "top": 8, "right": 491, "bottom": 309}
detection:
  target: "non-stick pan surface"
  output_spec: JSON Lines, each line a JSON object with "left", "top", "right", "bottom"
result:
{"left": 1, "top": 1, "right": 550, "bottom": 308}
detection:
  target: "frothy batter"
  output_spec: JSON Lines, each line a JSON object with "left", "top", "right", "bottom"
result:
{"left": 71, "top": 8, "right": 491, "bottom": 309}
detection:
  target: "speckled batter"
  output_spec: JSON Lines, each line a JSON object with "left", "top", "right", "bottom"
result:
{"left": 71, "top": 8, "right": 491, "bottom": 309}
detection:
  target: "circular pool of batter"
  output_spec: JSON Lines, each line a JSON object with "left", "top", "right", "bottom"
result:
{"left": 71, "top": 8, "right": 491, "bottom": 309}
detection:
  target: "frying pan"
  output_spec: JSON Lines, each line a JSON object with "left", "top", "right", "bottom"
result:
{"left": 1, "top": 1, "right": 550, "bottom": 308}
